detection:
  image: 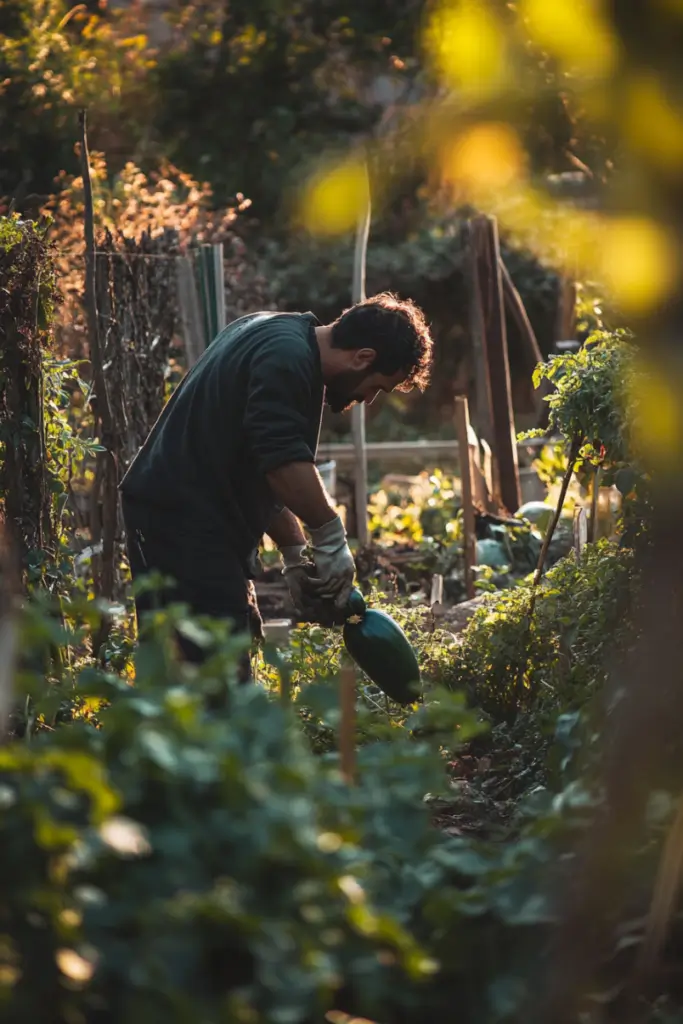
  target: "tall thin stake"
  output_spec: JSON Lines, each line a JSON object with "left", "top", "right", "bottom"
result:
{"left": 79, "top": 111, "right": 114, "bottom": 443}
{"left": 0, "top": 528, "right": 18, "bottom": 742}
{"left": 455, "top": 397, "right": 477, "bottom": 600}
{"left": 339, "top": 662, "right": 357, "bottom": 784}
{"left": 350, "top": 162, "right": 371, "bottom": 547}
{"left": 589, "top": 467, "right": 601, "bottom": 543}
{"left": 513, "top": 439, "right": 580, "bottom": 714}
{"left": 79, "top": 110, "right": 117, "bottom": 611}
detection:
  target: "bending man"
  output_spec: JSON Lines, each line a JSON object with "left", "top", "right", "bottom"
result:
{"left": 120, "top": 292, "right": 433, "bottom": 668}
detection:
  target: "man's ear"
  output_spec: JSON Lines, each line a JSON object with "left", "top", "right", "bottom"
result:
{"left": 350, "top": 347, "right": 377, "bottom": 371}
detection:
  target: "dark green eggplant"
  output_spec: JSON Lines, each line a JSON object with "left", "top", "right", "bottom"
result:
{"left": 342, "top": 588, "right": 420, "bottom": 705}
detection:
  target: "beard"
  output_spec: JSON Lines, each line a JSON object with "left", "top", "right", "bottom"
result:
{"left": 325, "top": 369, "right": 369, "bottom": 414}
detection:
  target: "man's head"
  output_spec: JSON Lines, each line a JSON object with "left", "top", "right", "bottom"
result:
{"left": 319, "top": 293, "right": 433, "bottom": 414}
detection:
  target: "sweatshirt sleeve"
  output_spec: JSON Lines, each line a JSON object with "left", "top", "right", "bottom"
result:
{"left": 243, "top": 331, "right": 317, "bottom": 474}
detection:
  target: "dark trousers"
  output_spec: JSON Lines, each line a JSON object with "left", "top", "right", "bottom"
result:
{"left": 122, "top": 496, "right": 262, "bottom": 680}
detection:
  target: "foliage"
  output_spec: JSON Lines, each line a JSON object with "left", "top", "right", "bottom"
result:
{"left": 44, "top": 153, "right": 273, "bottom": 357}
{"left": 530, "top": 330, "right": 638, "bottom": 471}
{"left": 2, "top": 595, "right": 535, "bottom": 1024}
{"left": 447, "top": 541, "right": 635, "bottom": 721}
{"left": 525, "top": 328, "right": 651, "bottom": 543}
{"left": 0, "top": 0, "right": 153, "bottom": 197}
{"left": 0, "top": 215, "right": 61, "bottom": 568}
{"left": 368, "top": 470, "right": 460, "bottom": 546}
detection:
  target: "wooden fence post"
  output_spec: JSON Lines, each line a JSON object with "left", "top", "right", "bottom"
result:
{"left": 176, "top": 256, "right": 205, "bottom": 368}
{"left": 455, "top": 397, "right": 477, "bottom": 600}
{"left": 467, "top": 215, "right": 521, "bottom": 513}
{"left": 195, "top": 243, "right": 226, "bottom": 347}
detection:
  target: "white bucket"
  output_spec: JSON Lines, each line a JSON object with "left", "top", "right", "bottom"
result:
{"left": 317, "top": 459, "right": 337, "bottom": 499}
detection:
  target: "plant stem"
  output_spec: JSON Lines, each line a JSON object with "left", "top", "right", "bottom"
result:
{"left": 532, "top": 438, "right": 581, "bottom": 589}
{"left": 512, "top": 437, "right": 581, "bottom": 717}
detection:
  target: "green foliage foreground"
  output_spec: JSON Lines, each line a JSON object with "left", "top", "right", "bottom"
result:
{"left": 0, "top": 536, "right": 642, "bottom": 1024}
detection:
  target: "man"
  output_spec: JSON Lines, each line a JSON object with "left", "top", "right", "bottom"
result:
{"left": 120, "top": 291, "right": 433, "bottom": 667}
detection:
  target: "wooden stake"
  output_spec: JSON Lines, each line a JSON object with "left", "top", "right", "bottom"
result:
{"left": 350, "top": 161, "right": 372, "bottom": 548}
{"left": 455, "top": 397, "right": 477, "bottom": 600}
{"left": 468, "top": 216, "right": 521, "bottom": 513}
{"left": 573, "top": 506, "right": 588, "bottom": 560}
{"left": 176, "top": 256, "right": 205, "bottom": 367}
{"left": 500, "top": 257, "right": 545, "bottom": 419}
{"left": 500, "top": 258, "right": 544, "bottom": 374}
{"left": 339, "top": 662, "right": 357, "bottom": 784}
{"left": 467, "top": 221, "right": 495, "bottom": 449}
{"left": 589, "top": 467, "right": 601, "bottom": 543}
{"left": 0, "top": 528, "right": 18, "bottom": 742}
{"left": 212, "top": 242, "right": 227, "bottom": 335}
{"left": 79, "top": 111, "right": 113, "bottom": 444}
{"left": 79, "top": 110, "right": 117, "bottom": 609}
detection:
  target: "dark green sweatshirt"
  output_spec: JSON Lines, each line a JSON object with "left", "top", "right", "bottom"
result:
{"left": 120, "top": 311, "right": 323, "bottom": 575}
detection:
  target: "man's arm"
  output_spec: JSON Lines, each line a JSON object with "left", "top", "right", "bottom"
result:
{"left": 265, "top": 505, "right": 307, "bottom": 548}
{"left": 267, "top": 462, "right": 355, "bottom": 609}
{"left": 266, "top": 463, "right": 336, "bottom": 530}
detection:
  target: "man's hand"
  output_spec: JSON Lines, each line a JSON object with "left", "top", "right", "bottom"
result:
{"left": 280, "top": 544, "right": 313, "bottom": 614}
{"left": 306, "top": 515, "right": 356, "bottom": 610}
{"left": 266, "top": 463, "right": 355, "bottom": 609}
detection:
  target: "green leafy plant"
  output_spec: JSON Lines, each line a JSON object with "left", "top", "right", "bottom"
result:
{"left": 447, "top": 541, "right": 635, "bottom": 721}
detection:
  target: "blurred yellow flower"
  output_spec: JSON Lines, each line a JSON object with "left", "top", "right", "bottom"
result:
{"left": 301, "top": 158, "right": 369, "bottom": 236}
{"left": 424, "top": 1, "right": 506, "bottom": 95}
{"left": 520, "top": 0, "right": 619, "bottom": 77}
{"left": 630, "top": 361, "right": 682, "bottom": 470}
{"left": 599, "top": 217, "right": 676, "bottom": 313}
{"left": 624, "top": 74, "right": 683, "bottom": 171}
{"left": 440, "top": 122, "right": 525, "bottom": 196}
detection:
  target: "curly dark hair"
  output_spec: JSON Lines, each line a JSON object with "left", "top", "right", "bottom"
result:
{"left": 330, "top": 292, "right": 433, "bottom": 392}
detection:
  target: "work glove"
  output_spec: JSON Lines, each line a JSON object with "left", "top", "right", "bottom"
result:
{"left": 306, "top": 515, "right": 356, "bottom": 610}
{"left": 281, "top": 544, "right": 313, "bottom": 614}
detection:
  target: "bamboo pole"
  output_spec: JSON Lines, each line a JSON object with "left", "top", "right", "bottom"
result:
{"left": 350, "top": 162, "right": 372, "bottom": 547}
{"left": 454, "top": 397, "right": 477, "bottom": 600}
{"left": 339, "top": 662, "right": 357, "bottom": 784}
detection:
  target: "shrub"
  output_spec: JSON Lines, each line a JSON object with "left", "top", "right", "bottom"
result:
{"left": 446, "top": 541, "right": 635, "bottom": 721}
{"left": 1, "top": 597, "right": 497, "bottom": 1024}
